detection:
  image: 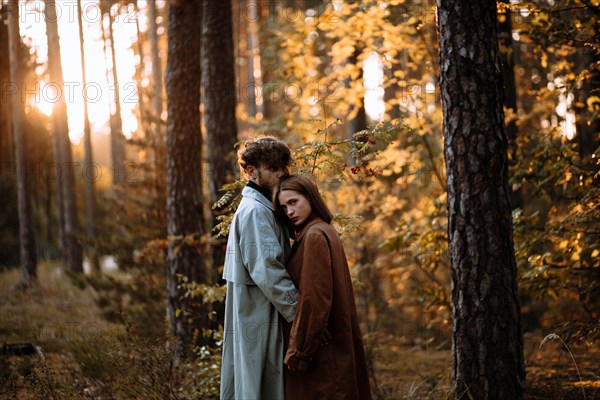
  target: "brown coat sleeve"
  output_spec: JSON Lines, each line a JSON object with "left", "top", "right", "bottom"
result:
{"left": 284, "top": 229, "right": 333, "bottom": 371}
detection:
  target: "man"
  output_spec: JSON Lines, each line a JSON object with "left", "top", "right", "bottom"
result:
{"left": 220, "top": 137, "right": 298, "bottom": 400}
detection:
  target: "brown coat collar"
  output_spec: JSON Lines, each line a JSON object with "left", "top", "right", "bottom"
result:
{"left": 294, "top": 215, "right": 325, "bottom": 242}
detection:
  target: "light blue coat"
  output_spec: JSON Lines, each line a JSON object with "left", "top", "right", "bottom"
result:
{"left": 220, "top": 186, "right": 298, "bottom": 400}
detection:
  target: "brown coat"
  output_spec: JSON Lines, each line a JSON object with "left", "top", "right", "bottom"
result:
{"left": 283, "top": 217, "right": 372, "bottom": 400}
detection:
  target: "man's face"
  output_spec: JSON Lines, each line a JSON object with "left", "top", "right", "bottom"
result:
{"left": 247, "top": 165, "right": 287, "bottom": 190}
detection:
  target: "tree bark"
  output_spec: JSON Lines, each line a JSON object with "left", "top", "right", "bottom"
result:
{"left": 202, "top": 0, "right": 238, "bottom": 265}
{"left": 245, "top": 0, "right": 261, "bottom": 118}
{"left": 134, "top": 1, "right": 147, "bottom": 138}
{"left": 347, "top": 48, "right": 367, "bottom": 138}
{"left": 498, "top": 0, "right": 522, "bottom": 211}
{"left": 99, "top": 2, "right": 126, "bottom": 184}
{"left": 45, "top": 0, "right": 83, "bottom": 273}
{"left": 107, "top": 9, "right": 126, "bottom": 184}
{"left": 78, "top": 0, "right": 99, "bottom": 272}
{"left": 147, "top": 0, "right": 166, "bottom": 215}
{"left": 0, "top": 12, "right": 15, "bottom": 167}
{"left": 165, "top": 0, "right": 205, "bottom": 353}
{"left": 8, "top": 0, "right": 37, "bottom": 287}
{"left": 436, "top": 1, "right": 525, "bottom": 399}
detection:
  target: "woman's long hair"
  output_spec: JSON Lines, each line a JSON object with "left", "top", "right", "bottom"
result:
{"left": 273, "top": 175, "right": 333, "bottom": 235}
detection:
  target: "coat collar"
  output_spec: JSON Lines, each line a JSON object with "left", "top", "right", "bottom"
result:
{"left": 295, "top": 215, "right": 324, "bottom": 242}
{"left": 242, "top": 185, "right": 275, "bottom": 211}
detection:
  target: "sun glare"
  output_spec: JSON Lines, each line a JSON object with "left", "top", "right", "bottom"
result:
{"left": 33, "top": 81, "right": 54, "bottom": 116}
{"left": 363, "top": 51, "right": 385, "bottom": 121}
{"left": 19, "top": 0, "right": 141, "bottom": 144}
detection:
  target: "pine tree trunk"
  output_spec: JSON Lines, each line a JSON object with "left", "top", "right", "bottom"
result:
{"left": 45, "top": 0, "right": 83, "bottom": 273}
{"left": 202, "top": 0, "right": 238, "bottom": 227}
{"left": 78, "top": 0, "right": 99, "bottom": 272}
{"left": 148, "top": 0, "right": 166, "bottom": 216}
{"left": 0, "top": 16, "right": 15, "bottom": 166}
{"left": 347, "top": 48, "right": 367, "bottom": 138}
{"left": 8, "top": 0, "right": 37, "bottom": 287}
{"left": 436, "top": 1, "right": 525, "bottom": 399}
{"left": 106, "top": 6, "right": 126, "bottom": 184}
{"left": 165, "top": 0, "right": 205, "bottom": 353}
{"left": 245, "top": 0, "right": 261, "bottom": 118}
{"left": 134, "top": 2, "right": 147, "bottom": 139}
{"left": 498, "top": 0, "right": 522, "bottom": 211}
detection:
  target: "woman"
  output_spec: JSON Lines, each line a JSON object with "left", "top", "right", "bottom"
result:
{"left": 273, "top": 175, "right": 372, "bottom": 400}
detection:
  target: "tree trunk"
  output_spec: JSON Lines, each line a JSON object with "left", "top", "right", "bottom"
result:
{"left": 8, "top": 0, "right": 37, "bottom": 287}
{"left": 202, "top": 0, "right": 238, "bottom": 271}
{"left": 245, "top": 0, "right": 261, "bottom": 118}
{"left": 347, "top": 48, "right": 367, "bottom": 138}
{"left": 498, "top": 0, "right": 522, "bottom": 211}
{"left": 78, "top": 0, "right": 99, "bottom": 272}
{"left": 0, "top": 14, "right": 15, "bottom": 167}
{"left": 147, "top": 0, "right": 166, "bottom": 216}
{"left": 436, "top": 1, "right": 525, "bottom": 399}
{"left": 134, "top": 1, "right": 147, "bottom": 139}
{"left": 45, "top": 0, "right": 83, "bottom": 273}
{"left": 165, "top": 0, "right": 205, "bottom": 353}
{"left": 105, "top": 6, "right": 126, "bottom": 184}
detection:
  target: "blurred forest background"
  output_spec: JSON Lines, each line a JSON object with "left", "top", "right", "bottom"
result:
{"left": 0, "top": 0, "right": 598, "bottom": 399}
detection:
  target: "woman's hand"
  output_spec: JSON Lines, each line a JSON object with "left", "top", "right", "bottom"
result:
{"left": 285, "top": 354, "right": 310, "bottom": 372}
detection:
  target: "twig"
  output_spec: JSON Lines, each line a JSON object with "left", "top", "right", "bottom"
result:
{"left": 539, "top": 333, "right": 586, "bottom": 400}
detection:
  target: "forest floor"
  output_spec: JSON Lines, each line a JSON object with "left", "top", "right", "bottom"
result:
{"left": 1, "top": 263, "right": 599, "bottom": 399}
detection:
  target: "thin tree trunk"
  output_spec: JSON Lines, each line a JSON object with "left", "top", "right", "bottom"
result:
{"left": 78, "top": 0, "right": 99, "bottom": 272}
{"left": 45, "top": 0, "right": 83, "bottom": 273}
{"left": 8, "top": 0, "right": 37, "bottom": 287}
{"left": 437, "top": 1, "right": 525, "bottom": 399}
{"left": 232, "top": 0, "right": 248, "bottom": 133}
{"left": 107, "top": 7, "right": 126, "bottom": 184}
{"left": 165, "top": 0, "right": 205, "bottom": 354}
{"left": 498, "top": 0, "right": 522, "bottom": 211}
{"left": 257, "top": 1, "right": 276, "bottom": 120}
{"left": 147, "top": 0, "right": 166, "bottom": 215}
{"left": 347, "top": 48, "right": 368, "bottom": 137}
{"left": 134, "top": 1, "right": 147, "bottom": 139}
{"left": 246, "top": 0, "right": 261, "bottom": 118}
{"left": 1, "top": 11, "right": 15, "bottom": 167}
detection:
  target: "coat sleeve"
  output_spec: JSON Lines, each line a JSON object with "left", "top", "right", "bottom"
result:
{"left": 239, "top": 207, "right": 298, "bottom": 322}
{"left": 284, "top": 230, "right": 333, "bottom": 371}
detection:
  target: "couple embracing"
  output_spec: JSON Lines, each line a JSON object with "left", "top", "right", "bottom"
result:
{"left": 220, "top": 137, "right": 372, "bottom": 400}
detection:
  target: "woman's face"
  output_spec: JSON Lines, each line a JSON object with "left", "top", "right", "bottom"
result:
{"left": 278, "top": 190, "right": 313, "bottom": 227}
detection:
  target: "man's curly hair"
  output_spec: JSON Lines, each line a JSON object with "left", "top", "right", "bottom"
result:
{"left": 238, "top": 136, "right": 292, "bottom": 171}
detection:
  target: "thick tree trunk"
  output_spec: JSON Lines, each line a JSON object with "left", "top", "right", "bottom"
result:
{"left": 202, "top": 0, "right": 238, "bottom": 328}
{"left": 45, "top": 0, "right": 83, "bottom": 273}
{"left": 165, "top": 0, "right": 205, "bottom": 353}
{"left": 78, "top": 0, "right": 99, "bottom": 272}
{"left": 436, "top": 1, "right": 525, "bottom": 399}
{"left": 8, "top": 0, "right": 37, "bottom": 287}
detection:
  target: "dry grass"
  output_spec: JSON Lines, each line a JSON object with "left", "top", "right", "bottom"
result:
{"left": 0, "top": 263, "right": 122, "bottom": 398}
{"left": 2, "top": 265, "right": 598, "bottom": 399}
